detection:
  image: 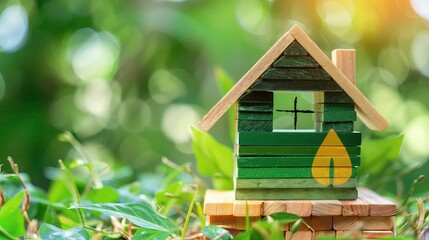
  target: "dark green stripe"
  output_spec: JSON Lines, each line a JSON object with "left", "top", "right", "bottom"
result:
{"left": 261, "top": 68, "right": 331, "bottom": 80}
{"left": 251, "top": 80, "right": 342, "bottom": 91}
{"left": 236, "top": 167, "right": 358, "bottom": 179}
{"left": 238, "top": 145, "right": 361, "bottom": 156}
{"left": 238, "top": 131, "right": 361, "bottom": 146}
{"left": 237, "top": 156, "right": 360, "bottom": 167}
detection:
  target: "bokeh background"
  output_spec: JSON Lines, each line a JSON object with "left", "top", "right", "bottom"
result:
{"left": 1, "top": 0, "right": 429, "bottom": 195}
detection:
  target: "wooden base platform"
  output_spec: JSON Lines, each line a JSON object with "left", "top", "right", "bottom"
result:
{"left": 204, "top": 188, "right": 396, "bottom": 239}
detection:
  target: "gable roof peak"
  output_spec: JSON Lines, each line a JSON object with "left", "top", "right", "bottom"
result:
{"left": 198, "top": 25, "right": 389, "bottom": 132}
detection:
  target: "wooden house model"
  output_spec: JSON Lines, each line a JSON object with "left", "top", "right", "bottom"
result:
{"left": 198, "top": 25, "right": 389, "bottom": 201}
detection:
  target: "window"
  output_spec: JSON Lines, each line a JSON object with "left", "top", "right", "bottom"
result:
{"left": 273, "top": 92, "right": 314, "bottom": 130}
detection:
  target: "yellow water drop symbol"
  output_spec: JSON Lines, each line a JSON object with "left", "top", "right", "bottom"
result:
{"left": 312, "top": 129, "right": 352, "bottom": 186}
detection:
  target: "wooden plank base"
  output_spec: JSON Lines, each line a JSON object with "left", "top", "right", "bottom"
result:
{"left": 204, "top": 188, "right": 396, "bottom": 239}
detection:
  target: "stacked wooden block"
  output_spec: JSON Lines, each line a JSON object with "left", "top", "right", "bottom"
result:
{"left": 204, "top": 189, "right": 396, "bottom": 239}
{"left": 235, "top": 41, "right": 361, "bottom": 200}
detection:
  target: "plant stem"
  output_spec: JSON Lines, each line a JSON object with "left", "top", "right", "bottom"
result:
{"left": 181, "top": 185, "right": 198, "bottom": 240}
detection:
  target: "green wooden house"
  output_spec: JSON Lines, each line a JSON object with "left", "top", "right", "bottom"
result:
{"left": 198, "top": 25, "right": 389, "bottom": 200}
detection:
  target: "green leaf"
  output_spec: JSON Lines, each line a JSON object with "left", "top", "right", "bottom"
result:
{"left": 38, "top": 224, "right": 89, "bottom": 240}
{"left": 214, "top": 66, "right": 236, "bottom": 142}
{"left": 191, "top": 126, "right": 233, "bottom": 190}
{"left": 263, "top": 212, "right": 301, "bottom": 225}
{"left": 234, "top": 230, "right": 263, "bottom": 240}
{"left": 86, "top": 185, "right": 119, "bottom": 203}
{"left": 131, "top": 228, "right": 170, "bottom": 240}
{"left": 155, "top": 181, "right": 193, "bottom": 216}
{"left": 360, "top": 135, "right": 404, "bottom": 174}
{"left": 290, "top": 219, "right": 302, "bottom": 235}
{"left": 0, "top": 191, "right": 25, "bottom": 238}
{"left": 43, "top": 206, "right": 62, "bottom": 228}
{"left": 71, "top": 202, "right": 179, "bottom": 234}
{"left": 201, "top": 225, "right": 233, "bottom": 240}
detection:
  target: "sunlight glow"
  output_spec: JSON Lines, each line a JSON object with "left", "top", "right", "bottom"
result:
{"left": 67, "top": 29, "right": 120, "bottom": 81}
{"left": 412, "top": 31, "right": 429, "bottom": 77}
{"left": 0, "top": 5, "right": 28, "bottom": 52}
{"left": 148, "top": 69, "right": 186, "bottom": 104}
{"left": 411, "top": 0, "right": 429, "bottom": 21}
{"left": 162, "top": 104, "right": 199, "bottom": 144}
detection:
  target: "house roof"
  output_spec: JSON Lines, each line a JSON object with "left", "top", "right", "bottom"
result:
{"left": 198, "top": 25, "right": 389, "bottom": 132}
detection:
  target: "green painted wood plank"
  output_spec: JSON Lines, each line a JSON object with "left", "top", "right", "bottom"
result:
{"left": 324, "top": 91, "right": 354, "bottom": 104}
{"left": 236, "top": 167, "right": 358, "bottom": 179}
{"left": 316, "top": 122, "right": 354, "bottom": 133}
{"left": 237, "top": 156, "right": 360, "bottom": 168}
{"left": 235, "top": 178, "right": 357, "bottom": 189}
{"left": 284, "top": 41, "right": 308, "bottom": 56}
{"left": 237, "top": 111, "right": 273, "bottom": 121}
{"left": 314, "top": 103, "right": 355, "bottom": 112}
{"left": 273, "top": 56, "right": 319, "bottom": 68}
{"left": 238, "top": 103, "right": 273, "bottom": 112}
{"left": 238, "top": 145, "right": 361, "bottom": 156}
{"left": 238, "top": 91, "right": 273, "bottom": 103}
{"left": 317, "top": 111, "right": 357, "bottom": 122}
{"left": 261, "top": 68, "right": 331, "bottom": 80}
{"left": 238, "top": 131, "right": 361, "bottom": 146}
{"left": 250, "top": 80, "right": 342, "bottom": 91}
{"left": 238, "top": 120, "right": 273, "bottom": 132}
{"left": 314, "top": 111, "right": 357, "bottom": 122}
{"left": 235, "top": 188, "right": 357, "bottom": 200}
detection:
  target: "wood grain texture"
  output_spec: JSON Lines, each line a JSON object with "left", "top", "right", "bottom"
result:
{"left": 198, "top": 32, "right": 295, "bottom": 132}
{"left": 287, "top": 201, "right": 313, "bottom": 216}
{"left": 232, "top": 200, "right": 262, "bottom": 217}
{"left": 237, "top": 119, "right": 273, "bottom": 132}
{"left": 203, "top": 190, "right": 234, "bottom": 215}
{"left": 341, "top": 198, "right": 370, "bottom": 216}
{"left": 236, "top": 167, "right": 358, "bottom": 179}
{"left": 285, "top": 231, "right": 312, "bottom": 240}
{"left": 284, "top": 41, "right": 308, "bottom": 55}
{"left": 235, "top": 178, "right": 357, "bottom": 189}
{"left": 261, "top": 68, "right": 331, "bottom": 80}
{"left": 238, "top": 91, "right": 273, "bottom": 103}
{"left": 238, "top": 131, "right": 362, "bottom": 146}
{"left": 362, "top": 230, "right": 394, "bottom": 239}
{"left": 314, "top": 111, "right": 357, "bottom": 122}
{"left": 312, "top": 200, "right": 343, "bottom": 216}
{"left": 336, "top": 230, "right": 362, "bottom": 239}
{"left": 207, "top": 215, "right": 260, "bottom": 230}
{"left": 235, "top": 188, "right": 357, "bottom": 200}
{"left": 238, "top": 103, "right": 273, "bottom": 112}
{"left": 323, "top": 91, "right": 354, "bottom": 104}
{"left": 316, "top": 230, "right": 336, "bottom": 238}
{"left": 262, "top": 201, "right": 288, "bottom": 216}
{"left": 289, "top": 25, "right": 389, "bottom": 131}
{"left": 250, "top": 79, "right": 342, "bottom": 91}
{"left": 237, "top": 156, "right": 360, "bottom": 168}
{"left": 237, "top": 145, "right": 361, "bottom": 156}
{"left": 302, "top": 216, "right": 333, "bottom": 230}
{"left": 273, "top": 56, "right": 319, "bottom": 68}
{"left": 358, "top": 188, "right": 397, "bottom": 216}
{"left": 237, "top": 111, "right": 273, "bottom": 120}
{"left": 332, "top": 49, "right": 356, "bottom": 84}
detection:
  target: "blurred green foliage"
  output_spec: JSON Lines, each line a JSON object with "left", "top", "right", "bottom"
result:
{"left": 0, "top": 0, "right": 429, "bottom": 201}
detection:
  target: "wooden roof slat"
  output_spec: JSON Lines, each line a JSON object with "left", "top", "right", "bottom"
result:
{"left": 198, "top": 25, "right": 389, "bottom": 132}
{"left": 288, "top": 25, "right": 389, "bottom": 131}
{"left": 198, "top": 32, "right": 295, "bottom": 132}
